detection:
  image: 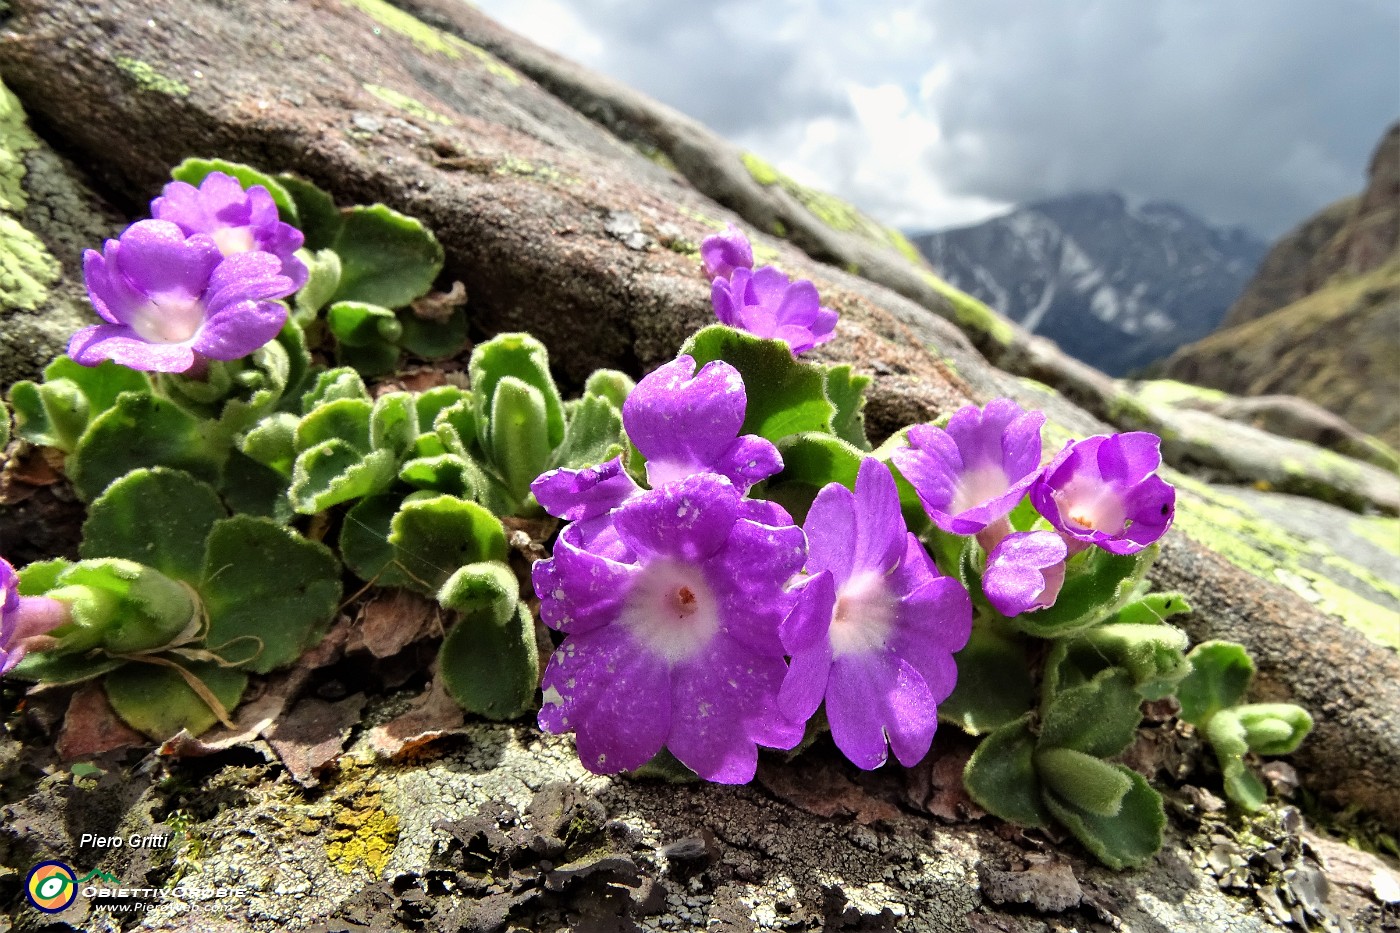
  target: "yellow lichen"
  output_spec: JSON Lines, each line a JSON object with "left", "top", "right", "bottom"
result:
{"left": 920, "top": 271, "right": 1016, "bottom": 347}
{"left": 324, "top": 773, "right": 400, "bottom": 877}
{"left": 361, "top": 83, "right": 453, "bottom": 125}
{"left": 340, "top": 0, "right": 521, "bottom": 84}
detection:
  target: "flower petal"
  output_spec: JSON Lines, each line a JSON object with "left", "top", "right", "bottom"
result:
{"left": 625, "top": 356, "right": 748, "bottom": 484}
{"left": 194, "top": 300, "right": 288, "bottom": 361}
{"left": 67, "top": 325, "right": 197, "bottom": 373}
{"left": 613, "top": 473, "right": 740, "bottom": 563}
{"left": 113, "top": 220, "right": 222, "bottom": 301}
{"left": 532, "top": 456, "right": 640, "bottom": 522}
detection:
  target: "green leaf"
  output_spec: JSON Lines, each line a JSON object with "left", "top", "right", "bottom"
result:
{"left": 80, "top": 468, "right": 226, "bottom": 584}
{"left": 1053, "top": 623, "right": 1191, "bottom": 701}
{"left": 240, "top": 412, "right": 300, "bottom": 476}
{"left": 399, "top": 454, "right": 480, "bottom": 498}
{"left": 1038, "top": 667, "right": 1142, "bottom": 759}
{"left": 67, "top": 393, "right": 227, "bottom": 501}
{"left": 1235, "top": 703, "right": 1313, "bottom": 756}
{"left": 275, "top": 173, "right": 342, "bottom": 250}
{"left": 824, "top": 364, "right": 871, "bottom": 450}
{"left": 434, "top": 398, "right": 481, "bottom": 457}
{"left": 10, "top": 652, "right": 123, "bottom": 685}
{"left": 171, "top": 158, "right": 298, "bottom": 225}
{"left": 437, "top": 561, "right": 518, "bottom": 620}
{"left": 938, "top": 623, "right": 1034, "bottom": 735}
{"left": 293, "top": 248, "right": 342, "bottom": 320}
{"left": 680, "top": 325, "right": 833, "bottom": 442}
{"left": 371, "top": 391, "right": 420, "bottom": 459}
{"left": 300, "top": 367, "right": 370, "bottom": 412}
{"left": 327, "top": 300, "right": 402, "bottom": 346}
{"left": 583, "top": 369, "right": 634, "bottom": 410}
{"left": 296, "top": 398, "right": 373, "bottom": 452}
{"left": 8, "top": 357, "right": 151, "bottom": 452}
{"left": 1036, "top": 747, "right": 1133, "bottom": 817}
{"left": 337, "top": 341, "right": 402, "bottom": 378}
{"left": 1204, "top": 711, "right": 1268, "bottom": 812}
{"left": 1043, "top": 766, "right": 1166, "bottom": 869}
{"left": 220, "top": 451, "right": 294, "bottom": 523}
{"left": 275, "top": 318, "right": 315, "bottom": 411}
{"left": 769, "top": 432, "right": 863, "bottom": 510}
{"left": 440, "top": 601, "right": 539, "bottom": 720}
{"left": 157, "top": 338, "right": 292, "bottom": 436}
{"left": 415, "top": 386, "right": 470, "bottom": 428}
{"left": 551, "top": 394, "right": 624, "bottom": 472}
{"left": 1010, "top": 545, "right": 1158, "bottom": 638}
{"left": 339, "top": 494, "right": 399, "bottom": 584}
{"left": 1110, "top": 591, "right": 1191, "bottom": 625}
{"left": 489, "top": 377, "right": 553, "bottom": 503}
{"left": 398, "top": 305, "right": 468, "bottom": 359}
{"left": 962, "top": 714, "right": 1050, "bottom": 828}
{"left": 1177, "top": 641, "right": 1255, "bottom": 727}
{"left": 330, "top": 204, "right": 444, "bottom": 308}
{"left": 383, "top": 494, "right": 509, "bottom": 594}
{"left": 200, "top": 515, "right": 341, "bottom": 673}
{"left": 104, "top": 660, "right": 249, "bottom": 740}
{"left": 42, "top": 559, "right": 198, "bottom": 656}
{"left": 468, "top": 333, "right": 566, "bottom": 452}
{"left": 289, "top": 442, "right": 397, "bottom": 513}
{"left": 0, "top": 398, "right": 8, "bottom": 449}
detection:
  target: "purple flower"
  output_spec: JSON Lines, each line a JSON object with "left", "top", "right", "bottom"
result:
{"left": 1, "top": 558, "right": 71, "bottom": 675}
{"left": 700, "top": 224, "right": 754, "bottom": 281}
{"left": 779, "top": 459, "right": 972, "bottom": 769}
{"left": 891, "top": 399, "right": 1046, "bottom": 537}
{"left": 153, "top": 171, "right": 307, "bottom": 287}
{"left": 711, "top": 266, "right": 838, "bottom": 355}
{"left": 69, "top": 220, "right": 297, "bottom": 374}
{"left": 1030, "top": 433, "right": 1175, "bottom": 555}
{"left": 982, "top": 531, "right": 1067, "bottom": 616}
{"left": 532, "top": 355, "right": 780, "bottom": 524}
{"left": 533, "top": 473, "right": 807, "bottom": 782}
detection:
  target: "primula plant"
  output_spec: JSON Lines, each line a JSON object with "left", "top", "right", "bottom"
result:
{"left": 0, "top": 162, "right": 1311, "bottom": 871}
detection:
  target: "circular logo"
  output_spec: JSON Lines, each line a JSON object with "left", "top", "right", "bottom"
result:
{"left": 26, "top": 861, "right": 78, "bottom": 913}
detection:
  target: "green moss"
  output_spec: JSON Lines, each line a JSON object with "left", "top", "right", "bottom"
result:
{"left": 1171, "top": 474, "right": 1400, "bottom": 648}
{"left": 340, "top": 0, "right": 521, "bottom": 84}
{"left": 361, "top": 83, "right": 453, "bottom": 125}
{"left": 920, "top": 271, "right": 1016, "bottom": 347}
{"left": 1131, "top": 379, "right": 1230, "bottom": 410}
{"left": 114, "top": 57, "right": 190, "bottom": 96}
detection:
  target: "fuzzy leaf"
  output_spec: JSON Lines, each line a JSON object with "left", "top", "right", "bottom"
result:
{"left": 416, "top": 386, "right": 470, "bottom": 428}
{"left": 468, "top": 333, "right": 566, "bottom": 452}
{"left": 221, "top": 452, "right": 294, "bottom": 523}
{"left": 583, "top": 369, "right": 635, "bottom": 410}
{"left": 200, "top": 515, "right": 341, "bottom": 673}
{"left": 1111, "top": 591, "right": 1191, "bottom": 625}
{"left": 434, "top": 398, "right": 481, "bottom": 458}
{"left": 39, "top": 558, "right": 198, "bottom": 657}
{"left": 327, "top": 300, "right": 402, "bottom": 346}
{"left": 770, "top": 432, "right": 863, "bottom": 510}
{"left": 371, "top": 392, "right": 420, "bottom": 459}
{"left": 171, "top": 158, "right": 298, "bottom": 224}
{"left": 1044, "top": 765, "right": 1166, "bottom": 869}
{"left": 824, "top": 364, "right": 871, "bottom": 450}
{"left": 938, "top": 623, "right": 1034, "bottom": 735}
{"left": 67, "top": 393, "right": 227, "bottom": 501}
{"left": 551, "top": 394, "right": 625, "bottom": 472}
{"left": 338, "top": 494, "right": 400, "bottom": 585}
{"left": 293, "top": 248, "right": 342, "bottom": 320}
{"left": 330, "top": 204, "right": 444, "bottom": 308}
{"left": 1049, "top": 623, "right": 1190, "bottom": 701}
{"left": 680, "top": 325, "right": 833, "bottom": 442}
{"left": 8, "top": 357, "right": 151, "bottom": 452}
{"left": 489, "top": 377, "right": 554, "bottom": 503}
{"left": 1235, "top": 703, "right": 1313, "bottom": 756}
{"left": 398, "top": 305, "right": 468, "bottom": 359}
{"left": 440, "top": 601, "right": 539, "bottom": 720}
{"left": 1039, "top": 667, "right": 1142, "bottom": 759}
{"left": 399, "top": 454, "right": 480, "bottom": 499}
{"left": 80, "top": 468, "right": 225, "bottom": 584}
{"left": 1036, "top": 747, "right": 1133, "bottom": 816}
{"left": 383, "top": 494, "right": 508, "bottom": 594}
{"left": 288, "top": 442, "right": 397, "bottom": 513}
{"left": 301, "top": 367, "right": 370, "bottom": 411}
{"left": 240, "top": 412, "right": 300, "bottom": 476}
{"left": 1177, "top": 641, "right": 1255, "bottom": 727}
{"left": 276, "top": 173, "right": 341, "bottom": 251}
{"left": 1204, "top": 710, "right": 1268, "bottom": 811}
{"left": 1011, "top": 545, "right": 1157, "bottom": 638}
{"left": 962, "top": 714, "right": 1050, "bottom": 828}
{"left": 104, "top": 660, "right": 249, "bottom": 740}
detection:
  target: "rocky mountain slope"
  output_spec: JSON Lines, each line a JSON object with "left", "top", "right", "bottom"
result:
{"left": 1, "top": 1, "right": 1398, "bottom": 930}
{"left": 1167, "top": 123, "right": 1400, "bottom": 447}
{"left": 911, "top": 193, "right": 1267, "bottom": 375}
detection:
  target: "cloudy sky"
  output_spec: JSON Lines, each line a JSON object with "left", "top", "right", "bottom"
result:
{"left": 472, "top": 0, "right": 1398, "bottom": 239}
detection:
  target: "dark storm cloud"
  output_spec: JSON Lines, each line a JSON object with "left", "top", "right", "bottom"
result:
{"left": 476, "top": 0, "right": 1399, "bottom": 237}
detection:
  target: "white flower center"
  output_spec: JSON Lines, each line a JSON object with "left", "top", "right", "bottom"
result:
{"left": 952, "top": 463, "right": 1009, "bottom": 513}
{"left": 211, "top": 225, "right": 257, "bottom": 256}
{"left": 130, "top": 295, "right": 206, "bottom": 344}
{"left": 1054, "top": 477, "right": 1127, "bottom": 533}
{"left": 618, "top": 559, "right": 720, "bottom": 665}
{"left": 830, "top": 571, "right": 897, "bottom": 657}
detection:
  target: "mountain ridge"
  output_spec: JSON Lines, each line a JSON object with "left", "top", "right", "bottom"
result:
{"left": 911, "top": 192, "right": 1268, "bottom": 375}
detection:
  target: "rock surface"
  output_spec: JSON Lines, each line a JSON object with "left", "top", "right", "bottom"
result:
{"left": 1, "top": 1, "right": 1399, "bottom": 930}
